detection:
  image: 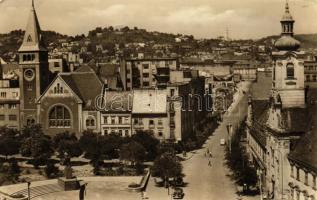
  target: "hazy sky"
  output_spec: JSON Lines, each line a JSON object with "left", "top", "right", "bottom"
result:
{"left": 0, "top": 0, "right": 317, "bottom": 39}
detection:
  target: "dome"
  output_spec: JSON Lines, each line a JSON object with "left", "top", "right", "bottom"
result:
{"left": 274, "top": 35, "right": 300, "bottom": 51}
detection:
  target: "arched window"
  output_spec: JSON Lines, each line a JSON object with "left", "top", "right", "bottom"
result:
{"left": 49, "top": 105, "right": 71, "bottom": 128}
{"left": 287, "top": 63, "right": 295, "bottom": 79}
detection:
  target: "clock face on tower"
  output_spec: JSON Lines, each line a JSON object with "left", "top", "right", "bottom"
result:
{"left": 24, "top": 69, "right": 35, "bottom": 81}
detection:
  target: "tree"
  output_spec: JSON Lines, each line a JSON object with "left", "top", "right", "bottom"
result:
{"left": 131, "top": 131, "right": 159, "bottom": 160}
{"left": 53, "top": 132, "right": 82, "bottom": 158}
{"left": 44, "top": 161, "right": 59, "bottom": 178}
{"left": 151, "top": 153, "right": 183, "bottom": 185}
{"left": 119, "top": 141, "right": 146, "bottom": 166}
{"left": 8, "top": 159, "right": 21, "bottom": 176}
{"left": 20, "top": 125, "right": 53, "bottom": 168}
{"left": 0, "top": 128, "right": 20, "bottom": 159}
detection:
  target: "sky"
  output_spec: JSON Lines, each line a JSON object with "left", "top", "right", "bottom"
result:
{"left": 0, "top": 0, "right": 317, "bottom": 39}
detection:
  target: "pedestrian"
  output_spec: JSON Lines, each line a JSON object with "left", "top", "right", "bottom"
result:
{"left": 208, "top": 160, "right": 211, "bottom": 166}
{"left": 209, "top": 152, "right": 212, "bottom": 158}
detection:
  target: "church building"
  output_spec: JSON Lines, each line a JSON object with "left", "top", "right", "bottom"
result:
{"left": 246, "top": 2, "right": 317, "bottom": 200}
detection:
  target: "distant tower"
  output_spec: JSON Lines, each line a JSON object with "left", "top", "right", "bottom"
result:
{"left": 272, "top": 0, "right": 305, "bottom": 108}
{"left": 18, "top": 0, "right": 49, "bottom": 126}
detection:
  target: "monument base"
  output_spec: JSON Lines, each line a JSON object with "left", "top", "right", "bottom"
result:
{"left": 58, "top": 177, "right": 80, "bottom": 191}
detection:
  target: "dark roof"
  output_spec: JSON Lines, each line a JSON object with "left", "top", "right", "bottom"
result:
{"left": 250, "top": 100, "right": 270, "bottom": 148}
{"left": 251, "top": 71, "right": 272, "bottom": 100}
{"left": 59, "top": 70, "right": 103, "bottom": 110}
{"left": 288, "top": 88, "right": 317, "bottom": 172}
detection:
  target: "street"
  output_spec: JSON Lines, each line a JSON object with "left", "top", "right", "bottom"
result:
{"left": 145, "top": 82, "right": 257, "bottom": 200}
{"left": 181, "top": 82, "right": 252, "bottom": 200}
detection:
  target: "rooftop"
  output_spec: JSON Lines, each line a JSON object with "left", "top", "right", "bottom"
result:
{"left": 132, "top": 90, "right": 167, "bottom": 114}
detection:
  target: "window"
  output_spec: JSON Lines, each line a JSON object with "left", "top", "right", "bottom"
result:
{"left": 104, "top": 129, "right": 108, "bottom": 135}
{"left": 134, "top": 119, "right": 138, "bottom": 125}
{"left": 287, "top": 63, "right": 295, "bottom": 79}
{"left": 143, "top": 82, "right": 149, "bottom": 86}
{"left": 9, "top": 115, "right": 17, "bottom": 121}
{"left": 171, "top": 89, "right": 175, "bottom": 97}
{"left": 54, "top": 83, "right": 64, "bottom": 94}
{"left": 104, "top": 116, "right": 109, "bottom": 124}
{"left": 0, "top": 115, "right": 5, "bottom": 121}
{"left": 27, "top": 84, "right": 32, "bottom": 91}
{"left": 0, "top": 92, "right": 6, "bottom": 98}
{"left": 86, "top": 117, "right": 96, "bottom": 127}
{"left": 54, "top": 62, "right": 60, "bottom": 68}
{"left": 111, "top": 116, "right": 116, "bottom": 124}
{"left": 0, "top": 104, "right": 4, "bottom": 109}
{"left": 313, "top": 75, "right": 317, "bottom": 82}
{"left": 12, "top": 92, "right": 18, "bottom": 98}
{"left": 9, "top": 104, "right": 16, "bottom": 109}
{"left": 143, "top": 73, "right": 149, "bottom": 78}
{"left": 143, "top": 64, "right": 149, "bottom": 69}
{"left": 149, "top": 120, "right": 154, "bottom": 125}
{"left": 125, "top": 130, "right": 129, "bottom": 136}
{"left": 306, "top": 75, "right": 311, "bottom": 82}
{"left": 126, "top": 69, "right": 131, "bottom": 74}
{"left": 127, "top": 78, "right": 131, "bottom": 83}
{"left": 158, "top": 119, "right": 163, "bottom": 126}
{"left": 49, "top": 105, "right": 71, "bottom": 128}
{"left": 27, "top": 35, "right": 32, "bottom": 42}
{"left": 118, "top": 117, "right": 122, "bottom": 124}
{"left": 158, "top": 132, "right": 163, "bottom": 137}
{"left": 118, "top": 130, "right": 123, "bottom": 136}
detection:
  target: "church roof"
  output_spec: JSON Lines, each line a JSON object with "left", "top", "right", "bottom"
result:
{"left": 274, "top": 36, "right": 300, "bottom": 51}
{"left": 18, "top": 1, "right": 46, "bottom": 52}
{"left": 288, "top": 88, "right": 317, "bottom": 173}
{"left": 59, "top": 70, "right": 103, "bottom": 110}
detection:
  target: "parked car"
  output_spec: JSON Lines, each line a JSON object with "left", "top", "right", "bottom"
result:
{"left": 173, "top": 187, "right": 184, "bottom": 199}
{"left": 220, "top": 139, "right": 226, "bottom": 145}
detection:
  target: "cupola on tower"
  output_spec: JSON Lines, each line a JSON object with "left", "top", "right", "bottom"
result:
{"left": 272, "top": 1, "right": 306, "bottom": 108}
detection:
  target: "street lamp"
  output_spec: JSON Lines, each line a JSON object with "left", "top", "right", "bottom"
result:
{"left": 27, "top": 181, "right": 31, "bottom": 200}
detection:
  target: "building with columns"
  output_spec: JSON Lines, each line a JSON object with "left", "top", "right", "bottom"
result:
{"left": 246, "top": 2, "right": 317, "bottom": 200}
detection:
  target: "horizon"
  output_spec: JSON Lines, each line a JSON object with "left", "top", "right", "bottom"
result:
{"left": 0, "top": 0, "right": 317, "bottom": 40}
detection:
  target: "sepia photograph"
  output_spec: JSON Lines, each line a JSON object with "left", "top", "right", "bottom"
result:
{"left": 0, "top": 0, "right": 316, "bottom": 199}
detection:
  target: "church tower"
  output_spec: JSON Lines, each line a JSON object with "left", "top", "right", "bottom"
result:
{"left": 19, "top": 0, "right": 49, "bottom": 126}
{"left": 272, "top": 1, "right": 306, "bottom": 108}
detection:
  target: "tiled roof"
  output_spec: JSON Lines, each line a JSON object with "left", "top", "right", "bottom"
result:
{"left": 59, "top": 70, "right": 103, "bottom": 110}
{"left": 132, "top": 90, "right": 167, "bottom": 114}
{"left": 250, "top": 71, "right": 272, "bottom": 100}
{"left": 288, "top": 88, "right": 317, "bottom": 172}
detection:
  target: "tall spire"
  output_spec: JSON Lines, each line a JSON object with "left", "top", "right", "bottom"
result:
{"left": 18, "top": 0, "right": 46, "bottom": 52}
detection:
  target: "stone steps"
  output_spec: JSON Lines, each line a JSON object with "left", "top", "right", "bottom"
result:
{"left": 11, "top": 183, "right": 63, "bottom": 199}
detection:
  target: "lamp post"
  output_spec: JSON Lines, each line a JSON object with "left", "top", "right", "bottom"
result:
{"left": 27, "top": 181, "right": 31, "bottom": 200}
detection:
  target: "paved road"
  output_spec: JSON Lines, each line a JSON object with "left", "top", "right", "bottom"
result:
{"left": 146, "top": 82, "right": 258, "bottom": 200}
{"left": 181, "top": 82, "right": 255, "bottom": 200}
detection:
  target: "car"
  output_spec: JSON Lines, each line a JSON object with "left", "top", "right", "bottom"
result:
{"left": 173, "top": 187, "right": 184, "bottom": 199}
{"left": 220, "top": 138, "right": 226, "bottom": 145}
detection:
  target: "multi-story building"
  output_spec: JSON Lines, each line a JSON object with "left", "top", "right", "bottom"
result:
{"left": 0, "top": 79, "right": 20, "bottom": 129}
{"left": 132, "top": 90, "right": 170, "bottom": 141}
{"left": 100, "top": 91, "right": 132, "bottom": 136}
{"left": 121, "top": 57, "right": 178, "bottom": 90}
{"left": 246, "top": 2, "right": 317, "bottom": 200}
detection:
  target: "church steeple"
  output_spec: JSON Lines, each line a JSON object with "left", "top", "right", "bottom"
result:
{"left": 18, "top": 0, "right": 46, "bottom": 52}
{"left": 274, "top": 1, "right": 300, "bottom": 51}
{"left": 281, "top": 0, "right": 294, "bottom": 36}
